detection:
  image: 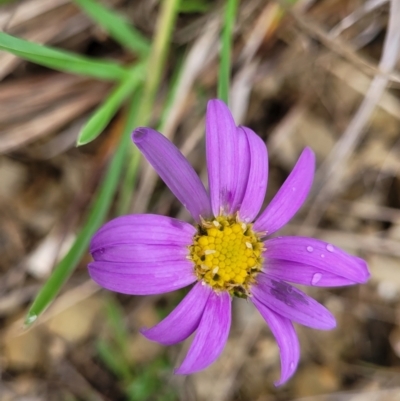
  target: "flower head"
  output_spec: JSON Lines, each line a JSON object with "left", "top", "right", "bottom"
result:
{"left": 89, "top": 99, "right": 370, "bottom": 385}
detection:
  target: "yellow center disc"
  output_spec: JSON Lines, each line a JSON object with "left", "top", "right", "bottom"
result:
{"left": 189, "top": 215, "right": 264, "bottom": 297}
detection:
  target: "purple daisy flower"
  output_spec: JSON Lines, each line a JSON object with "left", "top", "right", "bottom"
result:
{"left": 88, "top": 99, "right": 370, "bottom": 385}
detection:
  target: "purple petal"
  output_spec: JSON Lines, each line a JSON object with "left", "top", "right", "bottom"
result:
{"left": 254, "top": 147, "right": 315, "bottom": 234}
{"left": 229, "top": 127, "right": 250, "bottom": 214}
{"left": 264, "top": 259, "right": 358, "bottom": 287}
{"left": 89, "top": 214, "right": 198, "bottom": 295}
{"left": 206, "top": 99, "right": 239, "bottom": 216}
{"left": 238, "top": 127, "right": 268, "bottom": 222}
{"left": 92, "top": 243, "right": 189, "bottom": 263}
{"left": 90, "top": 259, "right": 191, "bottom": 275}
{"left": 175, "top": 289, "right": 232, "bottom": 374}
{"left": 251, "top": 274, "right": 336, "bottom": 330}
{"left": 132, "top": 127, "right": 212, "bottom": 222}
{"left": 90, "top": 214, "right": 196, "bottom": 253}
{"left": 141, "top": 282, "right": 212, "bottom": 345}
{"left": 88, "top": 259, "right": 196, "bottom": 295}
{"left": 264, "top": 236, "right": 370, "bottom": 284}
{"left": 252, "top": 297, "right": 300, "bottom": 386}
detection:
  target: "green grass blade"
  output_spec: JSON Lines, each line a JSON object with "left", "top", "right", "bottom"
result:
{"left": 117, "top": 54, "right": 184, "bottom": 213}
{"left": 118, "top": 0, "right": 181, "bottom": 215}
{"left": 24, "top": 91, "right": 142, "bottom": 327}
{"left": 116, "top": 146, "right": 140, "bottom": 215}
{"left": 218, "top": 0, "right": 239, "bottom": 104}
{"left": 72, "top": 0, "right": 150, "bottom": 57}
{"left": 104, "top": 297, "right": 130, "bottom": 355}
{"left": 157, "top": 53, "right": 184, "bottom": 131}
{"left": 179, "top": 0, "right": 210, "bottom": 12}
{"left": 0, "top": 32, "right": 126, "bottom": 81}
{"left": 96, "top": 339, "right": 133, "bottom": 381}
{"left": 77, "top": 64, "right": 144, "bottom": 145}
{"left": 137, "top": 0, "right": 181, "bottom": 125}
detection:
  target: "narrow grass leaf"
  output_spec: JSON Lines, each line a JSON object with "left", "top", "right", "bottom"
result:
{"left": 105, "top": 297, "right": 130, "bottom": 354}
{"left": 96, "top": 339, "right": 133, "bottom": 381}
{"left": 117, "top": 52, "right": 183, "bottom": 214}
{"left": 0, "top": 32, "right": 126, "bottom": 81}
{"left": 24, "top": 92, "right": 142, "bottom": 326}
{"left": 72, "top": 0, "right": 150, "bottom": 57}
{"left": 118, "top": 0, "right": 181, "bottom": 214}
{"left": 77, "top": 64, "right": 144, "bottom": 145}
{"left": 137, "top": 0, "right": 181, "bottom": 125}
{"left": 218, "top": 0, "right": 239, "bottom": 104}
{"left": 116, "top": 145, "right": 140, "bottom": 215}
{"left": 157, "top": 53, "right": 184, "bottom": 131}
{"left": 179, "top": 0, "right": 210, "bottom": 12}
{"left": 126, "top": 358, "right": 175, "bottom": 401}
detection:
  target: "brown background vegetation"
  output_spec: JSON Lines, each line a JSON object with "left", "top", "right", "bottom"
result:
{"left": 1, "top": 0, "right": 400, "bottom": 400}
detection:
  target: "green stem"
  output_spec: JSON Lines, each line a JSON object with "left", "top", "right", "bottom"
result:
{"left": 118, "top": 0, "right": 181, "bottom": 214}
{"left": 24, "top": 91, "right": 142, "bottom": 326}
{"left": 116, "top": 144, "right": 141, "bottom": 215}
{"left": 137, "top": 0, "right": 181, "bottom": 126}
{"left": 218, "top": 0, "right": 239, "bottom": 104}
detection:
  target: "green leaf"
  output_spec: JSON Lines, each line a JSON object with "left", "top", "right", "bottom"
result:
{"left": 77, "top": 64, "right": 144, "bottom": 145}
{"left": 96, "top": 339, "right": 133, "bottom": 381}
{"left": 118, "top": 0, "right": 181, "bottom": 215}
{"left": 126, "top": 357, "right": 176, "bottom": 401}
{"left": 116, "top": 146, "right": 140, "bottom": 215}
{"left": 118, "top": 53, "right": 184, "bottom": 214}
{"left": 179, "top": 0, "right": 210, "bottom": 12}
{"left": 136, "top": 0, "right": 181, "bottom": 126}
{"left": 218, "top": 0, "right": 239, "bottom": 104}
{"left": 0, "top": 32, "right": 126, "bottom": 81}
{"left": 24, "top": 90, "right": 142, "bottom": 327}
{"left": 72, "top": 0, "right": 150, "bottom": 57}
{"left": 157, "top": 53, "right": 184, "bottom": 131}
{"left": 104, "top": 297, "right": 129, "bottom": 355}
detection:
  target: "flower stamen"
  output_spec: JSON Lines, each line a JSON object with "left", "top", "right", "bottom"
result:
{"left": 189, "top": 215, "right": 264, "bottom": 297}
